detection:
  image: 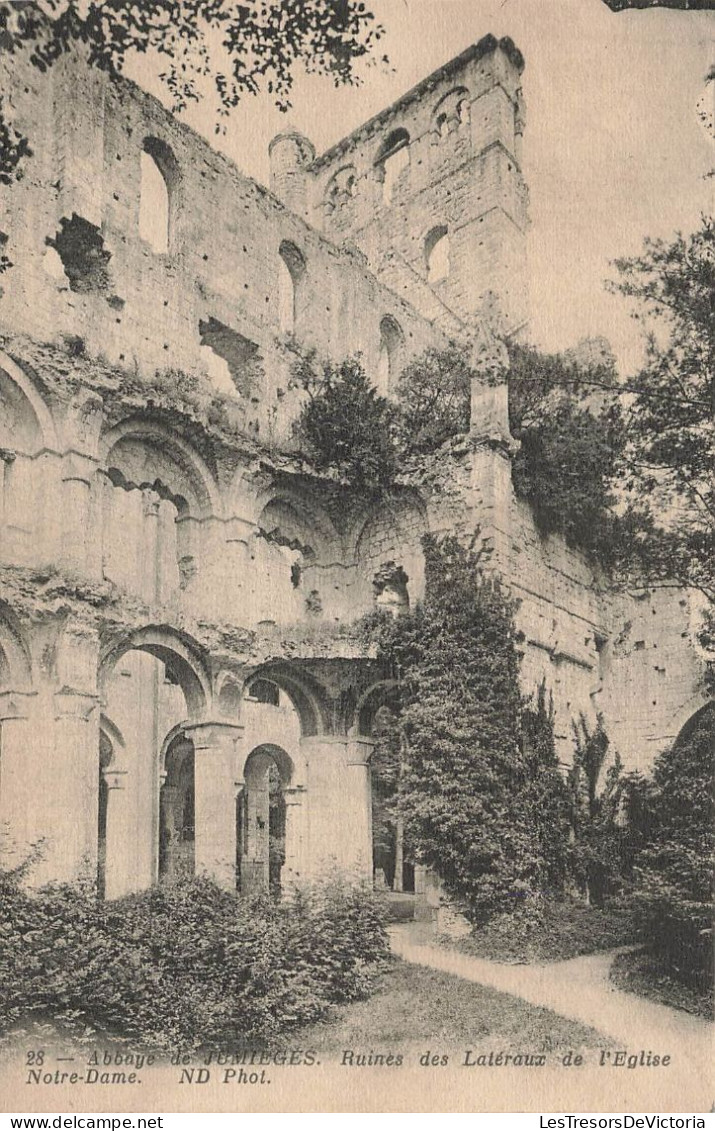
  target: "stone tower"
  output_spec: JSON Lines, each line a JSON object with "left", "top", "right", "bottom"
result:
{"left": 305, "top": 35, "right": 529, "bottom": 339}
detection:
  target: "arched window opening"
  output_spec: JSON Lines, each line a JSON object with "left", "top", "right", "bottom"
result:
{"left": 326, "top": 165, "right": 357, "bottom": 211}
{"left": 434, "top": 88, "right": 470, "bottom": 137}
{"left": 139, "top": 138, "right": 177, "bottom": 254}
{"left": 237, "top": 745, "right": 292, "bottom": 896}
{"left": 425, "top": 225, "right": 450, "bottom": 283}
{"left": 278, "top": 240, "right": 306, "bottom": 334}
{"left": 377, "top": 315, "right": 403, "bottom": 392}
{"left": 159, "top": 735, "right": 196, "bottom": 883}
{"left": 376, "top": 129, "right": 410, "bottom": 206}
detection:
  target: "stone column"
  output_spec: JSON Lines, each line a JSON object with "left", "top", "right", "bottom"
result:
{"left": 300, "top": 735, "right": 373, "bottom": 880}
{"left": 282, "top": 785, "right": 307, "bottom": 887}
{"left": 186, "top": 722, "right": 243, "bottom": 890}
{"left": 60, "top": 453, "right": 96, "bottom": 572}
{"left": 0, "top": 690, "right": 40, "bottom": 874}
{"left": 141, "top": 488, "right": 161, "bottom": 604}
{"left": 347, "top": 736, "right": 374, "bottom": 882}
{"left": 50, "top": 688, "right": 100, "bottom": 885}
{"left": 223, "top": 517, "right": 254, "bottom": 623}
{"left": 102, "top": 766, "right": 131, "bottom": 900}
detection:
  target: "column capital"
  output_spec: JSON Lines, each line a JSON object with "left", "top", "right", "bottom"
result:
{"left": 102, "top": 767, "right": 128, "bottom": 790}
{"left": 0, "top": 689, "right": 37, "bottom": 722}
{"left": 347, "top": 735, "right": 375, "bottom": 766}
{"left": 284, "top": 784, "right": 307, "bottom": 804}
{"left": 184, "top": 721, "right": 245, "bottom": 750}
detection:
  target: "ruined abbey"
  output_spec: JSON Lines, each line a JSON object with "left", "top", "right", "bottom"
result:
{"left": 0, "top": 35, "right": 708, "bottom": 902}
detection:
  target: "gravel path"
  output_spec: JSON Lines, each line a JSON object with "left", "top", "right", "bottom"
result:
{"left": 388, "top": 923, "right": 713, "bottom": 1077}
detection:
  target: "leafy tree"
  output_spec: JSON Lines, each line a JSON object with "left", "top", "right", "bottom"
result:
{"left": 0, "top": 0, "right": 383, "bottom": 183}
{"left": 292, "top": 353, "right": 399, "bottom": 496}
{"left": 566, "top": 714, "right": 627, "bottom": 906}
{"left": 394, "top": 345, "right": 476, "bottom": 456}
{"left": 630, "top": 705, "right": 714, "bottom": 988}
{"left": 520, "top": 681, "right": 571, "bottom": 895}
{"left": 508, "top": 344, "right": 625, "bottom": 562}
{"left": 382, "top": 535, "right": 544, "bottom": 923}
{"left": 607, "top": 218, "right": 714, "bottom": 600}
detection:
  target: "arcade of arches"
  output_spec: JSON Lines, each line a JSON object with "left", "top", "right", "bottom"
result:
{"left": 0, "top": 341, "right": 709, "bottom": 901}
{"left": 0, "top": 32, "right": 709, "bottom": 903}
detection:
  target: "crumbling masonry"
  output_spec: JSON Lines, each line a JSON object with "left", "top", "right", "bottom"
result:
{"left": 0, "top": 37, "right": 708, "bottom": 900}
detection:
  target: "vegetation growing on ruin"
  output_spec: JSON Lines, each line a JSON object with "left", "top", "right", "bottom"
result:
{"left": 393, "top": 344, "right": 475, "bottom": 456}
{"left": 626, "top": 705, "right": 714, "bottom": 996}
{"left": 0, "top": 872, "right": 388, "bottom": 1051}
{"left": 363, "top": 535, "right": 703, "bottom": 957}
{"left": 292, "top": 352, "right": 400, "bottom": 496}
{"left": 364, "top": 534, "right": 577, "bottom": 923}
{"left": 507, "top": 343, "right": 625, "bottom": 563}
{"left": 606, "top": 218, "right": 714, "bottom": 602}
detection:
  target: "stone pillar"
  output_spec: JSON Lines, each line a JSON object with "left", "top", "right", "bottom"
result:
{"left": 190, "top": 518, "right": 227, "bottom": 621}
{"left": 282, "top": 785, "right": 307, "bottom": 887}
{"left": 0, "top": 690, "right": 40, "bottom": 874}
{"left": 102, "top": 766, "right": 131, "bottom": 900}
{"left": 141, "top": 488, "right": 161, "bottom": 604}
{"left": 224, "top": 517, "right": 254, "bottom": 618}
{"left": 347, "top": 736, "right": 374, "bottom": 883}
{"left": 187, "top": 722, "right": 243, "bottom": 890}
{"left": 50, "top": 688, "right": 100, "bottom": 885}
{"left": 60, "top": 453, "right": 96, "bottom": 572}
{"left": 300, "top": 735, "right": 373, "bottom": 880}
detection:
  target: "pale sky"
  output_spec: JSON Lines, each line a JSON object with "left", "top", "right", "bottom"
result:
{"left": 128, "top": 0, "right": 714, "bottom": 375}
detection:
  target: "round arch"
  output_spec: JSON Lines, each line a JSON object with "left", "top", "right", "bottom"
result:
{"left": 354, "top": 679, "right": 400, "bottom": 738}
{"left": 671, "top": 701, "right": 714, "bottom": 751}
{"left": 0, "top": 352, "right": 59, "bottom": 454}
{"left": 432, "top": 86, "right": 470, "bottom": 135}
{"left": 99, "top": 713, "right": 126, "bottom": 762}
{"left": 100, "top": 626, "right": 211, "bottom": 720}
{"left": 0, "top": 603, "right": 33, "bottom": 689}
{"left": 244, "top": 663, "right": 329, "bottom": 737}
{"left": 253, "top": 484, "right": 340, "bottom": 563}
{"left": 100, "top": 417, "right": 222, "bottom": 520}
{"left": 244, "top": 742, "right": 295, "bottom": 788}
{"left": 666, "top": 696, "right": 712, "bottom": 750}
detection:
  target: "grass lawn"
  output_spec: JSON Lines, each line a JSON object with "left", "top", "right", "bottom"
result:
{"left": 287, "top": 957, "right": 611, "bottom": 1059}
{"left": 440, "top": 900, "right": 637, "bottom": 965}
{"left": 609, "top": 949, "right": 713, "bottom": 1019}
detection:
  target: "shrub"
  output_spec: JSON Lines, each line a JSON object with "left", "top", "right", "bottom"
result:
{"left": 292, "top": 353, "right": 399, "bottom": 496}
{"left": 394, "top": 345, "right": 475, "bottom": 455}
{"left": 0, "top": 873, "right": 389, "bottom": 1051}
{"left": 508, "top": 344, "right": 624, "bottom": 562}
{"left": 448, "top": 894, "right": 638, "bottom": 964}
{"left": 385, "top": 535, "right": 544, "bottom": 924}
{"left": 630, "top": 706, "right": 714, "bottom": 989}
{"left": 566, "top": 714, "right": 629, "bottom": 906}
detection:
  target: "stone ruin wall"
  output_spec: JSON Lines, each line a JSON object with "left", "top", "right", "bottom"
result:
{"left": 0, "top": 34, "right": 709, "bottom": 896}
{"left": 303, "top": 36, "right": 529, "bottom": 340}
